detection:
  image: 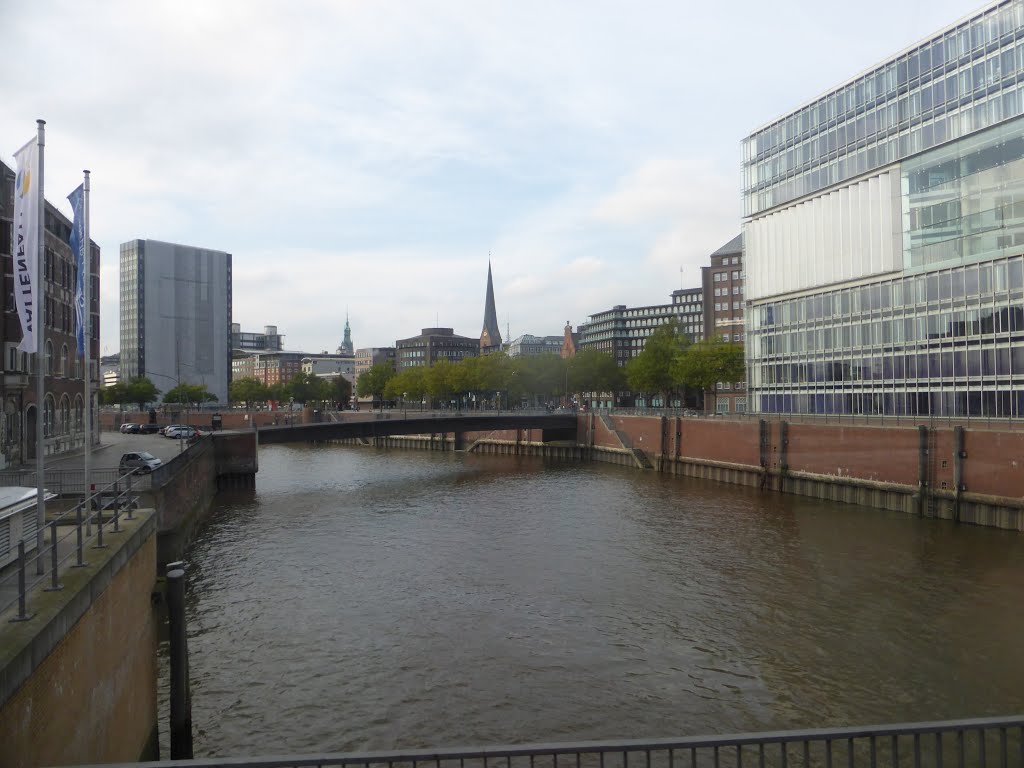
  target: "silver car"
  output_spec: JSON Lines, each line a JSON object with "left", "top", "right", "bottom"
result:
{"left": 119, "top": 451, "right": 162, "bottom": 474}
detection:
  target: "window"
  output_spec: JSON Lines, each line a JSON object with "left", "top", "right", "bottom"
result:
{"left": 716, "top": 399, "right": 730, "bottom": 414}
{"left": 60, "top": 345, "right": 68, "bottom": 377}
{"left": 735, "top": 398, "right": 747, "bottom": 414}
{"left": 45, "top": 340, "right": 53, "bottom": 375}
{"left": 43, "top": 395, "right": 55, "bottom": 438}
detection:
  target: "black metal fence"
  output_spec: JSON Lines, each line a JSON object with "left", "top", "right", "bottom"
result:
{"left": 81, "top": 715, "right": 1024, "bottom": 767}
{"left": 0, "top": 471, "right": 143, "bottom": 621}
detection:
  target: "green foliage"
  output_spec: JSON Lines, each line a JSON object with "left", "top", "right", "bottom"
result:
{"left": 357, "top": 363, "right": 396, "bottom": 405}
{"left": 121, "top": 377, "right": 160, "bottom": 411}
{"left": 229, "top": 377, "right": 269, "bottom": 407}
{"left": 329, "top": 376, "right": 353, "bottom": 408}
{"left": 568, "top": 349, "right": 624, "bottom": 395}
{"left": 673, "top": 338, "right": 746, "bottom": 401}
{"left": 625, "top": 321, "right": 688, "bottom": 400}
{"left": 99, "top": 381, "right": 128, "bottom": 407}
{"left": 163, "top": 383, "right": 217, "bottom": 407}
{"left": 384, "top": 366, "right": 427, "bottom": 402}
{"left": 286, "top": 372, "right": 332, "bottom": 406}
{"left": 426, "top": 359, "right": 457, "bottom": 404}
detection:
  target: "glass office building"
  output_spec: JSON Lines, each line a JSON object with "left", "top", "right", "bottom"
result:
{"left": 745, "top": 0, "right": 1024, "bottom": 417}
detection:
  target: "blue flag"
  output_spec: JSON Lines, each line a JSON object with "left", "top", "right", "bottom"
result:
{"left": 67, "top": 184, "right": 86, "bottom": 357}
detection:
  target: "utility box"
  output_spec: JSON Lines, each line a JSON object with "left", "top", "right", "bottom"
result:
{"left": 211, "top": 413, "right": 223, "bottom": 431}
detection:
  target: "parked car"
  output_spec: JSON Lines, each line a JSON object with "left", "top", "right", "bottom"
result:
{"left": 160, "top": 424, "right": 184, "bottom": 436}
{"left": 122, "top": 423, "right": 142, "bottom": 434}
{"left": 139, "top": 423, "right": 161, "bottom": 434}
{"left": 118, "top": 451, "right": 162, "bottom": 474}
{"left": 119, "top": 423, "right": 139, "bottom": 433}
{"left": 165, "top": 425, "right": 199, "bottom": 439}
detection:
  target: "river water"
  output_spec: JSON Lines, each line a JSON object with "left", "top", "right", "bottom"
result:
{"left": 159, "top": 444, "right": 1024, "bottom": 758}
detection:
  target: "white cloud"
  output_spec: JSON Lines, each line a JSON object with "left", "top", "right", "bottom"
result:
{"left": 0, "top": 0, "right": 979, "bottom": 356}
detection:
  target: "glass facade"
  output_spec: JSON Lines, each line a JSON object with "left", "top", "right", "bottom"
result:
{"left": 904, "top": 115, "right": 1024, "bottom": 267}
{"left": 743, "top": 0, "right": 1024, "bottom": 217}
{"left": 747, "top": 254, "right": 1024, "bottom": 417}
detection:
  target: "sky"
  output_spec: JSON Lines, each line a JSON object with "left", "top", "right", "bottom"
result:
{"left": 0, "top": 0, "right": 983, "bottom": 357}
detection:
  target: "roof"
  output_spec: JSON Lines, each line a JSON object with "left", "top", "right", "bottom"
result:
{"left": 710, "top": 234, "right": 743, "bottom": 258}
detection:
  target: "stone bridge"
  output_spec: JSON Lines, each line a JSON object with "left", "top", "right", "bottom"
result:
{"left": 255, "top": 413, "right": 579, "bottom": 447}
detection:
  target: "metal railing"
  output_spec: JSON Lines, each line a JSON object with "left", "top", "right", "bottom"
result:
{"left": 0, "top": 467, "right": 149, "bottom": 494}
{"left": 85, "top": 715, "right": 1024, "bottom": 767}
{"left": 0, "top": 471, "right": 142, "bottom": 622}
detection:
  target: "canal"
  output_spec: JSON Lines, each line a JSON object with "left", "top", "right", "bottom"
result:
{"left": 159, "top": 444, "right": 1024, "bottom": 758}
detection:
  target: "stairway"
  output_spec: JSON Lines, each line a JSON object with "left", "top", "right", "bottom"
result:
{"left": 600, "top": 414, "right": 653, "bottom": 470}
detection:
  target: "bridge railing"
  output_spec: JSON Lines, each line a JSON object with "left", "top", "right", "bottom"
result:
{"left": 0, "top": 470, "right": 144, "bottom": 622}
{"left": 84, "top": 715, "right": 1024, "bottom": 768}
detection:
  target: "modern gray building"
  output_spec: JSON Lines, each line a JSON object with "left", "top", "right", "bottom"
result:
{"left": 232, "top": 323, "right": 283, "bottom": 353}
{"left": 120, "top": 239, "right": 232, "bottom": 403}
{"left": 745, "top": 0, "right": 1024, "bottom": 418}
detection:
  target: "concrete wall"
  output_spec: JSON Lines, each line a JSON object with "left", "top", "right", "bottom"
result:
{"left": 0, "top": 513, "right": 158, "bottom": 766}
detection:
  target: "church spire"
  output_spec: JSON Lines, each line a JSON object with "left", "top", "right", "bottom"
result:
{"left": 339, "top": 311, "right": 354, "bottom": 355}
{"left": 480, "top": 260, "right": 502, "bottom": 352}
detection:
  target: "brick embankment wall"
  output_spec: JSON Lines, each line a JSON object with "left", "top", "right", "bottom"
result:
{"left": 0, "top": 514, "right": 159, "bottom": 766}
{"left": 601, "top": 415, "right": 1024, "bottom": 531}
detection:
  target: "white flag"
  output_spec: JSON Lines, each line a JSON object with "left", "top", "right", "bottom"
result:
{"left": 13, "top": 137, "right": 40, "bottom": 354}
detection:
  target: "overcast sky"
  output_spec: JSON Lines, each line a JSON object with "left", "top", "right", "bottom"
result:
{"left": 1, "top": 0, "right": 981, "bottom": 356}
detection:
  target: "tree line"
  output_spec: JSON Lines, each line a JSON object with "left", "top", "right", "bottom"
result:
{"left": 100, "top": 373, "right": 353, "bottom": 410}
{"left": 354, "top": 322, "right": 745, "bottom": 410}
{"left": 100, "top": 323, "right": 744, "bottom": 412}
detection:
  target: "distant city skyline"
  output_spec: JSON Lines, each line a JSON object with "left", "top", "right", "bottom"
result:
{"left": 1, "top": 0, "right": 976, "bottom": 354}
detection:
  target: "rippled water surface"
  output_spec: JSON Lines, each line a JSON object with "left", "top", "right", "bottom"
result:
{"left": 159, "top": 445, "right": 1024, "bottom": 758}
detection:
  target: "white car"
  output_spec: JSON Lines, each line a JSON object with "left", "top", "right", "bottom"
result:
{"left": 165, "top": 425, "right": 199, "bottom": 439}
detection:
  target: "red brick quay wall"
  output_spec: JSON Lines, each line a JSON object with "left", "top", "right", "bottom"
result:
{"left": 364, "top": 415, "right": 1023, "bottom": 531}
{"left": 583, "top": 414, "right": 1024, "bottom": 531}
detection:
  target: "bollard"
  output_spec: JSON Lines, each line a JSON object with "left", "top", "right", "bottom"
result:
{"left": 45, "top": 520, "right": 62, "bottom": 591}
{"left": 167, "top": 568, "right": 194, "bottom": 759}
{"left": 10, "top": 540, "right": 32, "bottom": 622}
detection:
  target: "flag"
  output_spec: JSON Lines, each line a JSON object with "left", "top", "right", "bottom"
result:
{"left": 13, "top": 138, "right": 40, "bottom": 354}
{"left": 68, "top": 184, "right": 86, "bottom": 357}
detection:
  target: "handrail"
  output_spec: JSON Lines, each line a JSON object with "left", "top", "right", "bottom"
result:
{"left": 80, "top": 714, "right": 1024, "bottom": 767}
{"left": 0, "top": 469, "right": 143, "bottom": 620}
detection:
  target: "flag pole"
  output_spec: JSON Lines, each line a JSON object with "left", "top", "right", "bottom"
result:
{"left": 83, "top": 170, "right": 91, "bottom": 513}
{"left": 35, "top": 119, "right": 46, "bottom": 576}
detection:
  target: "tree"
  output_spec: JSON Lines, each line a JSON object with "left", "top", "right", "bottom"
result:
{"left": 625, "top": 321, "right": 688, "bottom": 405}
{"left": 329, "top": 376, "right": 353, "bottom": 409}
{"left": 287, "top": 372, "right": 332, "bottom": 406}
{"left": 568, "top": 350, "right": 624, "bottom": 400}
{"left": 229, "top": 377, "right": 269, "bottom": 408}
{"left": 357, "top": 363, "right": 396, "bottom": 409}
{"left": 99, "top": 381, "right": 129, "bottom": 407}
{"left": 163, "top": 383, "right": 217, "bottom": 407}
{"left": 384, "top": 366, "right": 427, "bottom": 406}
{"left": 673, "top": 338, "right": 746, "bottom": 413}
{"left": 124, "top": 377, "right": 160, "bottom": 411}
{"left": 426, "top": 359, "right": 457, "bottom": 407}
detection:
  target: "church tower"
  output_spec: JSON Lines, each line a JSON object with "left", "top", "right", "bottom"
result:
{"left": 338, "top": 312, "right": 354, "bottom": 355}
{"left": 480, "top": 262, "right": 502, "bottom": 353}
